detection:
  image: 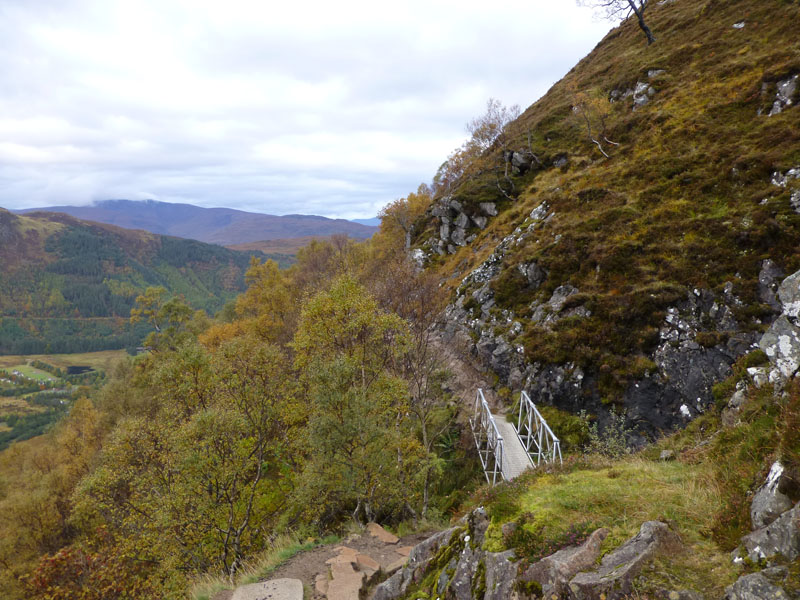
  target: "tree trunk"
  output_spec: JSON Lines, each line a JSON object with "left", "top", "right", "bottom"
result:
{"left": 628, "top": 0, "right": 655, "bottom": 44}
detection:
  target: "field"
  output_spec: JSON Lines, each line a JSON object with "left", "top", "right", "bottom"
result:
{"left": 0, "top": 350, "right": 128, "bottom": 372}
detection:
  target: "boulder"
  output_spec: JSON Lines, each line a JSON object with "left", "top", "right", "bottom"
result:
{"left": 758, "top": 259, "right": 785, "bottom": 311}
{"left": 777, "top": 269, "right": 800, "bottom": 322}
{"left": 479, "top": 202, "right": 498, "bottom": 216}
{"left": 455, "top": 212, "right": 470, "bottom": 229}
{"left": 452, "top": 227, "right": 467, "bottom": 246}
{"left": 751, "top": 462, "right": 794, "bottom": 529}
{"left": 769, "top": 74, "right": 798, "bottom": 116}
{"left": 518, "top": 261, "right": 545, "bottom": 289}
{"left": 230, "top": 578, "right": 303, "bottom": 600}
{"left": 483, "top": 550, "right": 518, "bottom": 600}
{"left": 366, "top": 522, "right": 399, "bottom": 544}
{"left": 759, "top": 315, "right": 800, "bottom": 379}
{"left": 568, "top": 521, "right": 682, "bottom": 600}
{"left": 521, "top": 528, "right": 609, "bottom": 597}
{"left": 472, "top": 215, "right": 488, "bottom": 229}
{"left": 739, "top": 501, "right": 800, "bottom": 563}
{"left": 724, "top": 573, "right": 790, "bottom": 600}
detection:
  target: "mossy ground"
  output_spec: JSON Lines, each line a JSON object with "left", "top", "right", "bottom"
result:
{"left": 454, "top": 375, "right": 800, "bottom": 598}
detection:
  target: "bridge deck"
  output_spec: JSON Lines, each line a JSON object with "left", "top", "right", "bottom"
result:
{"left": 494, "top": 415, "right": 533, "bottom": 480}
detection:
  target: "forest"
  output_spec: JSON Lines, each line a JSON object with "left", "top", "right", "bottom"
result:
{"left": 0, "top": 216, "right": 475, "bottom": 599}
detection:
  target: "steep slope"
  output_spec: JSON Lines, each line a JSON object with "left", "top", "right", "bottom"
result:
{"left": 0, "top": 209, "right": 280, "bottom": 354}
{"left": 412, "top": 0, "right": 800, "bottom": 440}
{"left": 16, "top": 199, "right": 377, "bottom": 245}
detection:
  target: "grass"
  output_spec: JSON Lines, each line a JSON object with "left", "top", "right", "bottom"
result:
{"left": 8, "top": 365, "right": 55, "bottom": 382}
{"left": 189, "top": 533, "right": 340, "bottom": 600}
{"left": 416, "top": 0, "right": 800, "bottom": 400}
{"left": 472, "top": 455, "right": 738, "bottom": 597}
{"left": 0, "top": 350, "right": 127, "bottom": 372}
{"left": 0, "top": 397, "right": 45, "bottom": 418}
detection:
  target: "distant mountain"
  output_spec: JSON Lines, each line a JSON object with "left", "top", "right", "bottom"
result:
{"left": 350, "top": 217, "right": 381, "bottom": 227}
{"left": 0, "top": 208, "right": 286, "bottom": 354}
{"left": 16, "top": 200, "right": 377, "bottom": 245}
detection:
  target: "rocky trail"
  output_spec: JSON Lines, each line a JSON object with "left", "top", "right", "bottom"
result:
{"left": 215, "top": 524, "right": 432, "bottom": 600}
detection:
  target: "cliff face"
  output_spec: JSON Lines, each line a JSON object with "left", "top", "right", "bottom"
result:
{"left": 411, "top": 0, "right": 800, "bottom": 438}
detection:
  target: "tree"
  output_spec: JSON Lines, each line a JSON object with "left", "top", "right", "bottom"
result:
{"left": 578, "top": 0, "right": 656, "bottom": 45}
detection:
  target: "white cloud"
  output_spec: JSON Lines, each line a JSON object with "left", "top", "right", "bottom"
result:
{"left": 0, "top": 0, "right": 611, "bottom": 219}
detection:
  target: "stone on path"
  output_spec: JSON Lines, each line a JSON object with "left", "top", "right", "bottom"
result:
{"left": 366, "top": 522, "right": 399, "bottom": 544}
{"left": 327, "top": 562, "right": 364, "bottom": 600}
{"left": 356, "top": 553, "right": 380, "bottom": 573}
{"left": 314, "top": 573, "right": 329, "bottom": 596}
{"left": 230, "top": 578, "right": 303, "bottom": 600}
{"left": 395, "top": 545, "right": 413, "bottom": 557}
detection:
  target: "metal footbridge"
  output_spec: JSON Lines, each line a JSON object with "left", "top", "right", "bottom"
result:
{"left": 469, "top": 389, "right": 562, "bottom": 485}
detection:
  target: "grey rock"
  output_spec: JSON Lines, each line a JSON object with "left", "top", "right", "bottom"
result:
{"left": 436, "top": 557, "right": 457, "bottom": 594}
{"left": 431, "top": 204, "right": 451, "bottom": 218}
{"left": 472, "top": 215, "right": 488, "bottom": 229}
{"left": 769, "top": 74, "right": 798, "bottom": 117}
{"left": 480, "top": 202, "right": 498, "bottom": 216}
{"left": 230, "top": 578, "right": 303, "bottom": 600}
{"left": 448, "top": 543, "right": 480, "bottom": 600}
{"left": 553, "top": 155, "right": 569, "bottom": 168}
{"left": 648, "top": 69, "right": 666, "bottom": 79}
{"left": 609, "top": 88, "right": 634, "bottom": 103}
{"left": 518, "top": 261, "right": 545, "bottom": 289}
{"left": 522, "top": 528, "right": 608, "bottom": 598}
{"left": 483, "top": 550, "right": 518, "bottom": 600}
{"left": 751, "top": 462, "right": 794, "bottom": 529}
{"left": 733, "top": 21, "right": 746, "bottom": 29}
{"left": 448, "top": 199, "right": 463, "bottom": 212}
{"left": 759, "top": 315, "right": 800, "bottom": 378}
{"left": 455, "top": 212, "right": 470, "bottom": 229}
{"left": 761, "top": 566, "right": 789, "bottom": 582}
{"left": 759, "top": 259, "right": 785, "bottom": 311}
{"left": 440, "top": 222, "right": 451, "bottom": 241}
{"left": 791, "top": 189, "right": 800, "bottom": 214}
{"left": 739, "top": 501, "right": 800, "bottom": 563}
{"left": 530, "top": 201, "right": 550, "bottom": 221}
{"left": 633, "top": 81, "right": 655, "bottom": 108}
{"left": 660, "top": 449, "right": 675, "bottom": 461}
{"left": 568, "top": 521, "right": 682, "bottom": 600}
{"left": 451, "top": 227, "right": 467, "bottom": 247}
{"left": 777, "top": 269, "right": 800, "bottom": 322}
{"left": 724, "top": 573, "right": 789, "bottom": 600}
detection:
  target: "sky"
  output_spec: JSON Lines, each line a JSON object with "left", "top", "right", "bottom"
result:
{"left": 0, "top": 0, "right": 612, "bottom": 219}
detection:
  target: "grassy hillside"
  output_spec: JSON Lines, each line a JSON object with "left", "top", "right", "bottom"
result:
{"left": 0, "top": 209, "right": 286, "bottom": 354}
{"left": 414, "top": 0, "right": 800, "bottom": 413}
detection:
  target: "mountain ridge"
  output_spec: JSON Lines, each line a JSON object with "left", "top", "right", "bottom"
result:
{"left": 15, "top": 199, "right": 377, "bottom": 246}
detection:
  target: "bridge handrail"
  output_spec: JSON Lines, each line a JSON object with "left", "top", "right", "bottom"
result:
{"left": 517, "top": 391, "right": 563, "bottom": 465}
{"left": 470, "top": 389, "right": 505, "bottom": 485}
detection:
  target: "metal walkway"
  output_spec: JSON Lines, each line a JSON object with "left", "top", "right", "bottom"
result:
{"left": 469, "top": 389, "right": 562, "bottom": 485}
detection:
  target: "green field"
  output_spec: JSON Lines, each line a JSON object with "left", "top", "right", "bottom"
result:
{"left": 0, "top": 350, "right": 128, "bottom": 372}
{"left": 8, "top": 365, "right": 55, "bottom": 382}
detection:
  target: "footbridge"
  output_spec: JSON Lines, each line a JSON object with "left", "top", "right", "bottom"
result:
{"left": 469, "top": 389, "right": 562, "bottom": 485}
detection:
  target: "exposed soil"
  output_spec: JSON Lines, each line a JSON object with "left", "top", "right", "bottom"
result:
{"left": 213, "top": 530, "right": 434, "bottom": 600}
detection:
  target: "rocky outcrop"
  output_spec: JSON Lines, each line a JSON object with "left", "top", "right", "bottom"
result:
{"left": 760, "top": 268, "right": 800, "bottom": 380}
{"left": 372, "top": 512, "right": 690, "bottom": 600}
{"left": 761, "top": 74, "right": 799, "bottom": 117}
{"left": 737, "top": 501, "right": 800, "bottom": 563}
{"left": 519, "top": 528, "right": 609, "bottom": 598}
{"left": 724, "top": 573, "right": 790, "bottom": 600}
{"left": 429, "top": 198, "right": 498, "bottom": 255}
{"left": 751, "top": 462, "right": 794, "bottom": 530}
{"left": 568, "top": 521, "right": 683, "bottom": 600}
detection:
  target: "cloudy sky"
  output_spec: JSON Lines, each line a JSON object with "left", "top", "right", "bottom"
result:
{"left": 0, "top": 0, "right": 611, "bottom": 219}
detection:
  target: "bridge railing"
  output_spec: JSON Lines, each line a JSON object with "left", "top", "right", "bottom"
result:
{"left": 516, "top": 391, "right": 562, "bottom": 466}
{"left": 469, "top": 389, "right": 504, "bottom": 485}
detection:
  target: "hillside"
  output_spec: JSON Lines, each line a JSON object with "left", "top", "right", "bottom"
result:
{"left": 17, "top": 199, "right": 377, "bottom": 245}
{"left": 0, "top": 209, "right": 284, "bottom": 354}
{"left": 2, "top": 2, "right": 800, "bottom": 600}
{"left": 410, "top": 0, "right": 800, "bottom": 440}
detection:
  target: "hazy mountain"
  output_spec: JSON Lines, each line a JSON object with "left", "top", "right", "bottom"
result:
{"left": 16, "top": 199, "right": 377, "bottom": 246}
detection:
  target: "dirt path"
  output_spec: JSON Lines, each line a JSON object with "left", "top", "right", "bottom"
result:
{"left": 213, "top": 530, "right": 433, "bottom": 600}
